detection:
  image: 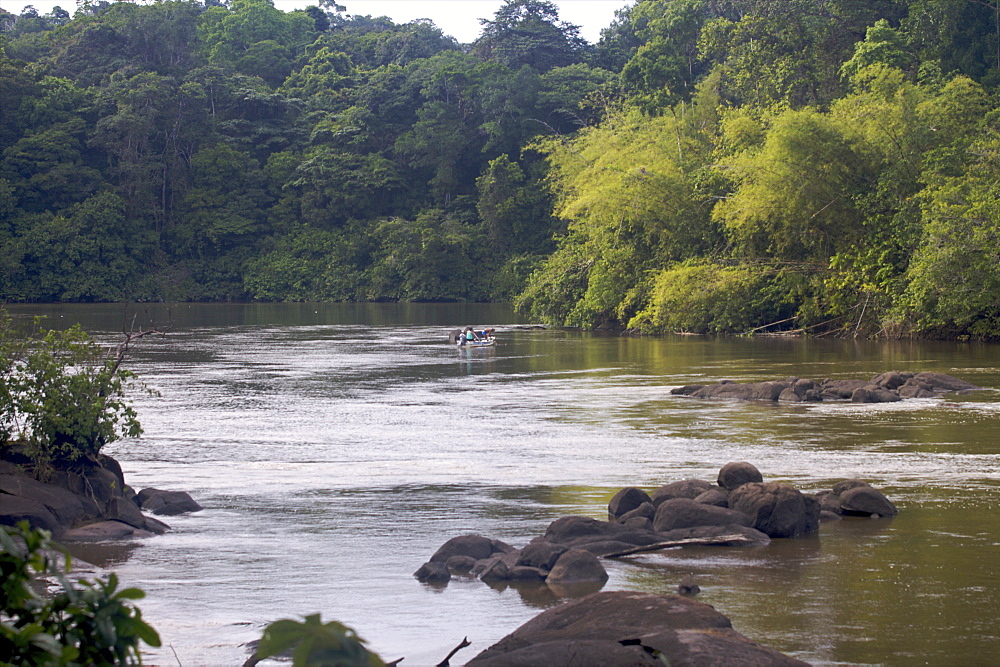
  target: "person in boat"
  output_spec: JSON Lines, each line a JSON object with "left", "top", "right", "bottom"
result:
{"left": 464, "top": 326, "right": 480, "bottom": 343}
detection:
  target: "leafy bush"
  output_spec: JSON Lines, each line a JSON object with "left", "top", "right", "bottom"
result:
{"left": 0, "top": 522, "right": 161, "bottom": 665}
{"left": 630, "top": 262, "right": 797, "bottom": 334}
{"left": 248, "top": 614, "right": 384, "bottom": 667}
{"left": 0, "top": 313, "right": 144, "bottom": 478}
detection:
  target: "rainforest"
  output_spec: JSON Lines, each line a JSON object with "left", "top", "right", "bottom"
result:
{"left": 2, "top": 0, "right": 1000, "bottom": 338}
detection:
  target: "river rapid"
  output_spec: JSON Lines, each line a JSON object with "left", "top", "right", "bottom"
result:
{"left": 8, "top": 303, "right": 1000, "bottom": 665}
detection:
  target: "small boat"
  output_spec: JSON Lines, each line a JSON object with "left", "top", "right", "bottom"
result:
{"left": 459, "top": 336, "right": 495, "bottom": 347}
{"left": 449, "top": 328, "right": 496, "bottom": 347}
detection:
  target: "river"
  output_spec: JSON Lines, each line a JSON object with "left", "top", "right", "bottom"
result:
{"left": 7, "top": 303, "right": 1000, "bottom": 665}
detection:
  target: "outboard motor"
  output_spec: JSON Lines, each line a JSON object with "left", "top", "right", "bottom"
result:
{"left": 448, "top": 328, "right": 463, "bottom": 345}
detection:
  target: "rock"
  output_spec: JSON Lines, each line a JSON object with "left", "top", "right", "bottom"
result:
{"left": 778, "top": 387, "right": 802, "bottom": 402}
{"left": 509, "top": 566, "right": 547, "bottom": 582}
{"left": 820, "top": 379, "right": 871, "bottom": 400}
{"left": 467, "top": 591, "right": 807, "bottom": 666}
{"left": 717, "top": 461, "right": 763, "bottom": 492}
{"left": 543, "top": 516, "right": 662, "bottom": 549}
{"left": 840, "top": 485, "right": 898, "bottom": 517}
{"left": 912, "top": 372, "right": 977, "bottom": 392}
{"left": 517, "top": 538, "right": 567, "bottom": 570}
{"left": 898, "top": 382, "right": 937, "bottom": 399}
{"left": 831, "top": 479, "right": 871, "bottom": 495}
{"left": 445, "top": 555, "right": 477, "bottom": 574}
{"left": 871, "top": 371, "right": 912, "bottom": 390}
{"left": 727, "top": 483, "right": 819, "bottom": 538}
{"left": 650, "top": 479, "right": 716, "bottom": 506}
{"left": 693, "top": 488, "right": 729, "bottom": 507}
{"left": 478, "top": 555, "right": 512, "bottom": 583}
{"left": 690, "top": 381, "right": 787, "bottom": 401}
{"left": 607, "top": 487, "right": 651, "bottom": 521}
{"left": 413, "top": 561, "right": 451, "bottom": 583}
{"left": 677, "top": 574, "right": 700, "bottom": 596}
{"left": 0, "top": 495, "right": 64, "bottom": 535}
{"left": 652, "top": 498, "right": 753, "bottom": 533}
{"left": 60, "top": 520, "right": 155, "bottom": 542}
{"left": 138, "top": 489, "right": 202, "bottom": 516}
{"left": 0, "top": 473, "right": 100, "bottom": 529}
{"left": 429, "top": 534, "right": 510, "bottom": 563}
{"left": 617, "top": 501, "right": 654, "bottom": 523}
{"left": 812, "top": 490, "right": 842, "bottom": 514}
{"left": 851, "top": 386, "right": 902, "bottom": 403}
{"left": 545, "top": 549, "right": 608, "bottom": 586}
{"left": 621, "top": 516, "right": 654, "bottom": 531}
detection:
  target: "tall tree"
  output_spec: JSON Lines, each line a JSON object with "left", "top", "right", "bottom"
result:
{"left": 473, "top": 0, "right": 587, "bottom": 72}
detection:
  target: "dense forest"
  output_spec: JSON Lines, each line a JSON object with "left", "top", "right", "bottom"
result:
{"left": 1, "top": 0, "right": 999, "bottom": 338}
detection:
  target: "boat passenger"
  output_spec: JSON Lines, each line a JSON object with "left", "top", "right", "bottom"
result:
{"left": 465, "top": 326, "right": 479, "bottom": 342}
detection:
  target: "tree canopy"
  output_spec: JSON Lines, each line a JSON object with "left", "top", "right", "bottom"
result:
{"left": 3, "top": 0, "right": 1000, "bottom": 337}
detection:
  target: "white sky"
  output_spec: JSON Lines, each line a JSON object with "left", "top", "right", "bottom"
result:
{"left": 2, "top": 0, "right": 633, "bottom": 43}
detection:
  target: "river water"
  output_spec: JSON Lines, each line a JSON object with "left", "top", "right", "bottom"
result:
{"left": 7, "top": 303, "right": 1000, "bottom": 665}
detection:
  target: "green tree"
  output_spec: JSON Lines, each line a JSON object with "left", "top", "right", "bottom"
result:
{"left": 473, "top": 0, "right": 587, "bottom": 72}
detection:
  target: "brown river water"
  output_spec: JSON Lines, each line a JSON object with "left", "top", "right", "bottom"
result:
{"left": 7, "top": 303, "right": 1000, "bottom": 665}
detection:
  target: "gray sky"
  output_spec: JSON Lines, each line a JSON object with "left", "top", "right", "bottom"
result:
{"left": 2, "top": 0, "right": 633, "bottom": 44}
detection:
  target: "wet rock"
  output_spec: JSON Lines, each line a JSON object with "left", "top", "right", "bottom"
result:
{"left": 467, "top": 591, "right": 807, "bottom": 666}
{"left": 820, "top": 379, "right": 871, "bottom": 400}
{"left": 840, "top": 485, "right": 898, "bottom": 517}
{"left": 652, "top": 498, "right": 753, "bottom": 533}
{"left": 445, "top": 555, "right": 477, "bottom": 574}
{"left": 728, "top": 483, "right": 819, "bottom": 538}
{"left": 543, "top": 515, "right": 662, "bottom": 549}
{"left": 871, "top": 371, "right": 912, "bottom": 390}
{"left": 617, "top": 501, "right": 654, "bottom": 523}
{"left": 429, "top": 534, "right": 510, "bottom": 563}
{"left": 694, "top": 488, "right": 729, "bottom": 507}
{"left": 137, "top": 489, "right": 202, "bottom": 516}
{"left": 912, "top": 372, "right": 977, "bottom": 392}
{"left": 509, "top": 566, "right": 547, "bottom": 582}
{"left": 0, "top": 495, "right": 64, "bottom": 535}
{"left": 621, "top": 516, "right": 654, "bottom": 531}
{"left": 717, "top": 461, "right": 763, "bottom": 492}
{"left": 545, "top": 549, "right": 608, "bottom": 586}
{"left": 413, "top": 560, "right": 451, "bottom": 583}
{"left": 831, "top": 479, "right": 871, "bottom": 495}
{"left": 851, "top": 386, "right": 902, "bottom": 403}
{"left": 517, "top": 538, "right": 567, "bottom": 570}
{"left": 650, "top": 479, "right": 716, "bottom": 506}
{"left": 677, "top": 574, "right": 700, "bottom": 596}
{"left": 607, "top": 486, "right": 651, "bottom": 521}
{"left": 60, "top": 520, "right": 155, "bottom": 542}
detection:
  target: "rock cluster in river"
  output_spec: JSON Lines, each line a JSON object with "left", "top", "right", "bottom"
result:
{"left": 0, "top": 449, "right": 201, "bottom": 541}
{"left": 415, "top": 462, "right": 897, "bottom": 589}
{"left": 466, "top": 590, "right": 808, "bottom": 666}
{"left": 671, "top": 371, "right": 977, "bottom": 403}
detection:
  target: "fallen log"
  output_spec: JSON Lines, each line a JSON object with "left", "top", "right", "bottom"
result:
{"left": 602, "top": 534, "right": 757, "bottom": 558}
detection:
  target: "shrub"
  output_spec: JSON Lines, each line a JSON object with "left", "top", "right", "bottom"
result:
{"left": 0, "top": 522, "right": 161, "bottom": 665}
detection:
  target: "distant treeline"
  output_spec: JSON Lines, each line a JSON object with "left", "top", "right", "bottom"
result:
{"left": 2, "top": 0, "right": 999, "bottom": 338}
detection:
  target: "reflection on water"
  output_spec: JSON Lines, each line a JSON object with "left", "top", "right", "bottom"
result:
{"left": 13, "top": 304, "right": 995, "bottom": 665}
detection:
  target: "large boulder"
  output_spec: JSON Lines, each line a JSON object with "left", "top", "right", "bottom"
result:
{"left": 607, "top": 487, "right": 651, "bottom": 521}
{"left": 727, "top": 483, "right": 819, "bottom": 538}
{"left": 467, "top": 591, "right": 807, "bottom": 666}
{"left": 652, "top": 498, "right": 753, "bottom": 533}
{"left": 717, "top": 461, "right": 763, "bottom": 492}
{"left": 545, "top": 549, "right": 608, "bottom": 586}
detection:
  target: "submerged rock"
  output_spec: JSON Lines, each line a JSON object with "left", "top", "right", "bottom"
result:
{"left": 671, "top": 371, "right": 979, "bottom": 403}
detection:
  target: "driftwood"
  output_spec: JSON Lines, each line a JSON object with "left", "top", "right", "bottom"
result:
{"left": 436, "top": 636, "right": 471, "bottom": 666}
{"left": 602, "top": 534, "right": 757, "bottom": 559}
